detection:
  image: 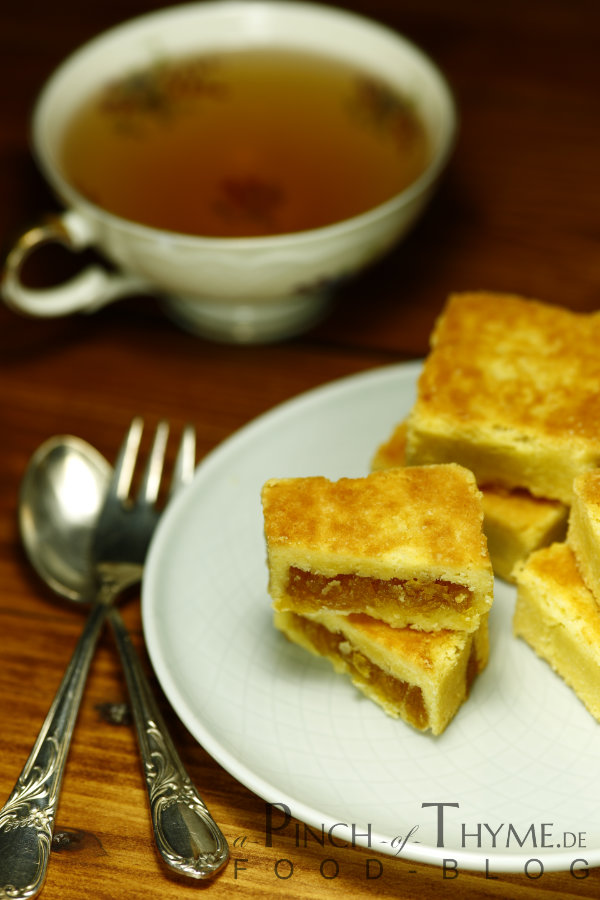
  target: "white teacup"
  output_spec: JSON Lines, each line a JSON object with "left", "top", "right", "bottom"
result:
{"left": 2, "top": 1, "right": 456, "bottom": 343}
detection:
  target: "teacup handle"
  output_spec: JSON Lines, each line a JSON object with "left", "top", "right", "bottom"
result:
{"left": 2, "top": 209, "right": 151, "bottom": 317}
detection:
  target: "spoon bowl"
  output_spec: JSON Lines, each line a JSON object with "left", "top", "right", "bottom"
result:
{"left": 19, "top": 435, "right": 110, "bottom": 601}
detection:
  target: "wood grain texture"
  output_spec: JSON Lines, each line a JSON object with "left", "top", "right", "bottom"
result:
{"left": 1, "top": 1, "right": 599, "bottom": 897}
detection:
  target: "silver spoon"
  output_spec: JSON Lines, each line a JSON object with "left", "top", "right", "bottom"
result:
{"left": 0, "top": 435, "right": 228, "bottom": 898}
{"left": 0, "top": 436, "right": 110, "bottom": 899}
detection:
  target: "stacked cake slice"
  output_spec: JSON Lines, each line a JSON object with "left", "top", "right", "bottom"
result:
{"left": 261, "top": 291, "right": 600, "bottom": 731}
{"left": 262, "top": 465, "right": 494, "bottom": 735}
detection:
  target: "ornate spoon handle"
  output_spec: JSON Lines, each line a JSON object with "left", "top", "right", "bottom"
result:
{"left": 107, "top": 607, "right": 229, "bottom": 878}
{"left": 0, "top": 602, "right": 107, "bottom": 900}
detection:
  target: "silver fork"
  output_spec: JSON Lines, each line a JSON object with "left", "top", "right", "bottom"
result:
{"left": 93, "top": 420, "right": 229, "bottom": 880}
{"left": 0, "top": 422, "right": 227, "bottom": 899}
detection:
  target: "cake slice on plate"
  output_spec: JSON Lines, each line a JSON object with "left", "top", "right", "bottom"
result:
{"left": 274, "top": 609, "right": 489, "bottom": 735}
{"left": 261, "top": 465, "right": 493, "bottom": 633}
{"left": 514, "top": 541, "right": 600, "bottom": 723}
{"left": 405, "top": 291, "right": 600, "bottom": 504}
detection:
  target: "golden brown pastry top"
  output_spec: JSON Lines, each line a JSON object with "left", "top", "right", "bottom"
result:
{"left": 261, "top": 465, "right": 491, "bottom": 579}
{"left": 517, "top": 542, "right": 600, "bottom": 644}
{"left": 480, "top": 484, "right": 566, "bottom": 527}
{"left": 412, "top": 292, "right": 600, "bottom": 445}
{"left": 342, "top": 612, "right": 472, "bottom": 668}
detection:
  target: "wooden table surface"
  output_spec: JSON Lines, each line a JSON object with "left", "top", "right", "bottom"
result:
{"left": 1, "top": 1, "right": 599, "bottom": 897}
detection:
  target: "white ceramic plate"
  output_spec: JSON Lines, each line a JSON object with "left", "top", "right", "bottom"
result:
{"left": 142, "top": 362, "right": 600, "bottom": 874}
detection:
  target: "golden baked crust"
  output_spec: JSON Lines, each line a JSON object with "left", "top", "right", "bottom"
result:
{"left": 274, "top": 609, "right": 489, "bottom": 735}
{"left": 371, "top": 420, "right": 411, "bottom": 472}
{"left": 567, "top": 469, "right": 600, "bottom": 605}
{"left": 480, "top": 486, "right": 567, "bottom": 583}
{"left": 262, "top": 466, "right": 493, "bottom": 632}
{"left": 514, "top": 542, "right": 600, "bottom": 722}
{"left": 405, "top": 292, "right": 600, "bottom": 503}
{"left": 372, "top": 421, "right": 568, "bottom": 583}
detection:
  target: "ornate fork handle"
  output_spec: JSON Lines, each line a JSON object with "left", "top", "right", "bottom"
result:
{"left": 0, "top": 603, "right": 107, "bottom": 900}
{"left": 107, "top": 607, "right": 229, "bottom": 878}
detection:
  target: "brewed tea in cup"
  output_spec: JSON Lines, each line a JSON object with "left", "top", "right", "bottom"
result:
{"left": 2, "top": 1, "right": 456, "bottom": 343}
{"left": 60, "top": 47, "right": 431, "bottom": 238}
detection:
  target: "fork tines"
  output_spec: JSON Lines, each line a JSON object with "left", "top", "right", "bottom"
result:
{"left": 112, "top": 419, "right": 195, "bottom": 505}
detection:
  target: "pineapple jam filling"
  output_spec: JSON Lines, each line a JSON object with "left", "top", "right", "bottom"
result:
{"left": 286, "top": 567, "right": 472, "bottom": 613}
{"left": 295, "top": 614, "right": 428, "bottom": 729}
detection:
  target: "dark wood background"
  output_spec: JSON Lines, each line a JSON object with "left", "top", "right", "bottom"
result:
{"left": 1, "top": 1, "right": 599, "bottom": 897}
